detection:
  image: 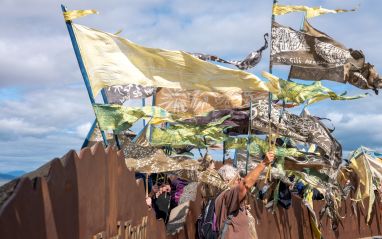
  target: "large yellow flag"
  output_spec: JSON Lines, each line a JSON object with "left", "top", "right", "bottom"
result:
{"left": 273, "top": 4, "right": 355, "bottom": 18}
{"left": 72, "top": 24, "right": 279, "bottom": 96}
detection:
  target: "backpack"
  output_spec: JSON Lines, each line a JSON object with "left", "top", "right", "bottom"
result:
{"left": 197, "top": 199, "right": 218, "bottom": 239}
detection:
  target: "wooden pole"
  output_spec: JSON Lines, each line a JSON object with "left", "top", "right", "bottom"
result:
{"left": 245, "top": 100, "right": 253, "bottom": 175}
{"left": 81, "top": 119, "right": 97, "bottom": 148}
{"left": 265, "top": 0, "right": 279, "bottom": 182}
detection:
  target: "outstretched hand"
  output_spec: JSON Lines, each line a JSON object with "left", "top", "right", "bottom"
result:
{"left": 263, "top": 151, "right": 275, "bottom": 165}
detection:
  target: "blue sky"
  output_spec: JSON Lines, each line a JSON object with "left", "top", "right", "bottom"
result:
{"left": 0, "top": 0, "right": 381, "bottom": 172}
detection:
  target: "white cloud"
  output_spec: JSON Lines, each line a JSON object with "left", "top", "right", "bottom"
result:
{"left": 0, "top": 0, "right": 382, "bottom": 172}
{"left": 0, "top": 118, "right": 56, "bottom": 138}
{"left": 326, "top": 112, "right": 343, "bottom": 125}
{"left": 75, "top": 122, "right": 92, "bottom": 138}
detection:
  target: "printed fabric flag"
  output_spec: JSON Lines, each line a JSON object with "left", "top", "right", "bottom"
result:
{"left": 250, "top": 100, "right": 342, "bottom": 167}
{"left": 262, "top": 72, "right": 367, "bottom": 105}
{"left": 271, "top": 20, "right": 382, "bottom": 92}
{"left": 149, "top": 116, "right": 230, "bottom": 148}
{"left": 348, "top": 147, "right": 376, "bottom": 222}
{"left": 125, "top": 151, "right": 200, "bottom": 174}
{"left": 272, "top": 4, "right": 355, "bottom": 19}
{"left": 93, "top": 104, "right": 174, "bottom": 133}
{"left": 271, "top": 20, "right": 351, "bottom": 68}
{"left": 72, "top": 24, "right": 279, "bottom": 96}
{"left": 105, "top": 84, "right": 155, "bottom": 104}
{"left": 155, "top": 88, "right": 268, "bottom": 116}
{"left": 225, "top": 136, "right": 306, "bottom": 159}
{"left": 190, "top": 33, "right": 268, "bottom": 70}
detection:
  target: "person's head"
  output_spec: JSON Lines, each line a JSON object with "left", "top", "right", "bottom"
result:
{"left": 217, "top": 164, "right": 241, "bottom": 188}
{"left": 160, "top": 184, "right": 171, "bottom": 193}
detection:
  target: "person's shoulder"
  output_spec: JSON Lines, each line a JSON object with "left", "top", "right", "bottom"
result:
{"left": 215, "top": 186, "right": 238, "bottom": 201}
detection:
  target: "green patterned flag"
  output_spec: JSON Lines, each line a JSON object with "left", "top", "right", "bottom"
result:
{"left": 225, "top": 136, "right": 306, "bottom": 158}
{"left": 262, "top": 72, "right": 367, "bottom": 105}
{"left": 93, "top": 104, "right": 173, "bottom": 133}
{"left": 149, "top": 116, "right": 230, "bottom": 148}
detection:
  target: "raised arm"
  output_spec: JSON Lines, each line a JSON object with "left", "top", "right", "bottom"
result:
{"left": 239, "top": 151, "right": 275, "bottom": 201}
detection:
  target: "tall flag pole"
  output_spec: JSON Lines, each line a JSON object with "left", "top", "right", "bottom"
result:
{"left": 268, "top": 0, "right": 278, "bottom": 141}
{"left": 61, "top": 5, "right": 109, "bottom": 147}
{"left": 264, "top": 0, "right": 279, "bottom": 180}
{"left": 245, "top": 100, "right": 253, "bottom": 175}
{"left": 81, "top": 119, "right": 97, "bottom": 148}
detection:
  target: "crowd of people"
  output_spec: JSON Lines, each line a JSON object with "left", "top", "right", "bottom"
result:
{"left": 137, "top": 151, "right": 275, "bottom": 239}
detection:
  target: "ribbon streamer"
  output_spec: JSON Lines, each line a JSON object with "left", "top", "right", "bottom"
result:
{"left": 63, "top": 9, "right": 98, "bottom": 21}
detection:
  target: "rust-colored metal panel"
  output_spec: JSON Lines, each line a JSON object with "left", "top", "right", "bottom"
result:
{"left": 76, "top": 143, "right": 107, "bottom": 239}
{"left": 253, "top": 194, "right": 382, "bottom": 239}
{"left": 317, "top": 196, "right": 382, "bottom": 239}
{"left": 254, "top": 195, "right": 312, "bottom": 239}
{"left": 45, "top": 153, "right": 80, "bottom": 239}
{"left": 0, "top": 177, "right": 47, "bottom": 239}
{"left": 0, "top": 143, "right": 381, "bottom": 239}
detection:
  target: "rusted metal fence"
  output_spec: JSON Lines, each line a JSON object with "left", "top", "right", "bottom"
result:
{"left": 0, "top": 143, "right": 381, "bottom": 239}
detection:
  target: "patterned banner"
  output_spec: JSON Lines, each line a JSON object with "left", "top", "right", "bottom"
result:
{"left": 190, "top": 33, "right": 268, "bottom": 70}
{"left": 149, "top": 116, "right": 229, "bottom": 148}
{"left": 250, "top": 100, "right": 342, "bottom": 166}
{"left": 273, "top": 4, "right": 355, "bottom": 18}
{"left": 72, "top": 24, "right": 279, "bottom": 96}
{"left": 271, "top": 20, "right": 350, "bottom": 68}
{"left": 124, "top": 142, "right": 199, "bottom": 174}
{"left": 271, "top": 20, "right": 382, "bottom": 92}
{"left": 155, "top": 88, "right": 268, "bottom": 116}
{"left": 226, "top": 136, "right": 306, "bottom": 159}
{"left": 262, "top": 72, "right": 367, "bottom": 105}
{"left": 105, "top": 84, "right": 155, "bottom": 104}
{"left": 93, "top": 104, "right": 173, "bottom": 133}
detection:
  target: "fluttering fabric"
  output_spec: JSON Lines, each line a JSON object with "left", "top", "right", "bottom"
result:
{"left": 348, "top": 147, "right": 376, "bottom": 222}
{"left": 250, "top": 101, "right": 342, "bottom": 167}
{"left": 105, "top": 84, "right": 155, "bottom": 104}
{"left": 226, "top": 136, "right": 306, "bottom": 159}
{"left": 271, "top": 20, "right": 382, "bottom": 92}
{"left": 93, "top": 104, "right": 173, "bottom": 133}
{"left": 190, "top": 33, "right": 268, "bottom": 70}
{"left": 271, "top": 20, "right": 351, "bottom": 68}
{"left": 63, "top": 9, "right": 98, "bottom": 21}
{"left": 272, "top": 4, "right": 355, "bottom": 18}
{"left": 149, "top": 117, "right": 229, "bottom": 148}
{"left": 125, "top": 153, "right": 199, "bottom": 174}
{"left": 123, "top": 141, "right": 199, "bottom": 174}
{"left": 155, "top": 88, "right": 268, "bottom": 116}
{"left": 72, "top": 24, "right": 279, "bottom": 96}
{"left": 174, "top": 103, "right": 341, "bottom": 166}
{"left": 262, "top": 72, "right": 367, "bottom": 105}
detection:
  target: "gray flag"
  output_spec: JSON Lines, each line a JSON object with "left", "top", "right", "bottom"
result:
{"left": 272, "top": 20, "right": 382, "bottom": 93}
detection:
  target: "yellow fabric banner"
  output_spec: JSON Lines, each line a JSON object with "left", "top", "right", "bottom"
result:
{"left": 63, "top": 10, "right": 98, "bottom": 21}
{"left": 273, "top": 4, "right": 355, "bottom": 18}
{"left": 72, "top": 24, "right": 279, "bottom": 96}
